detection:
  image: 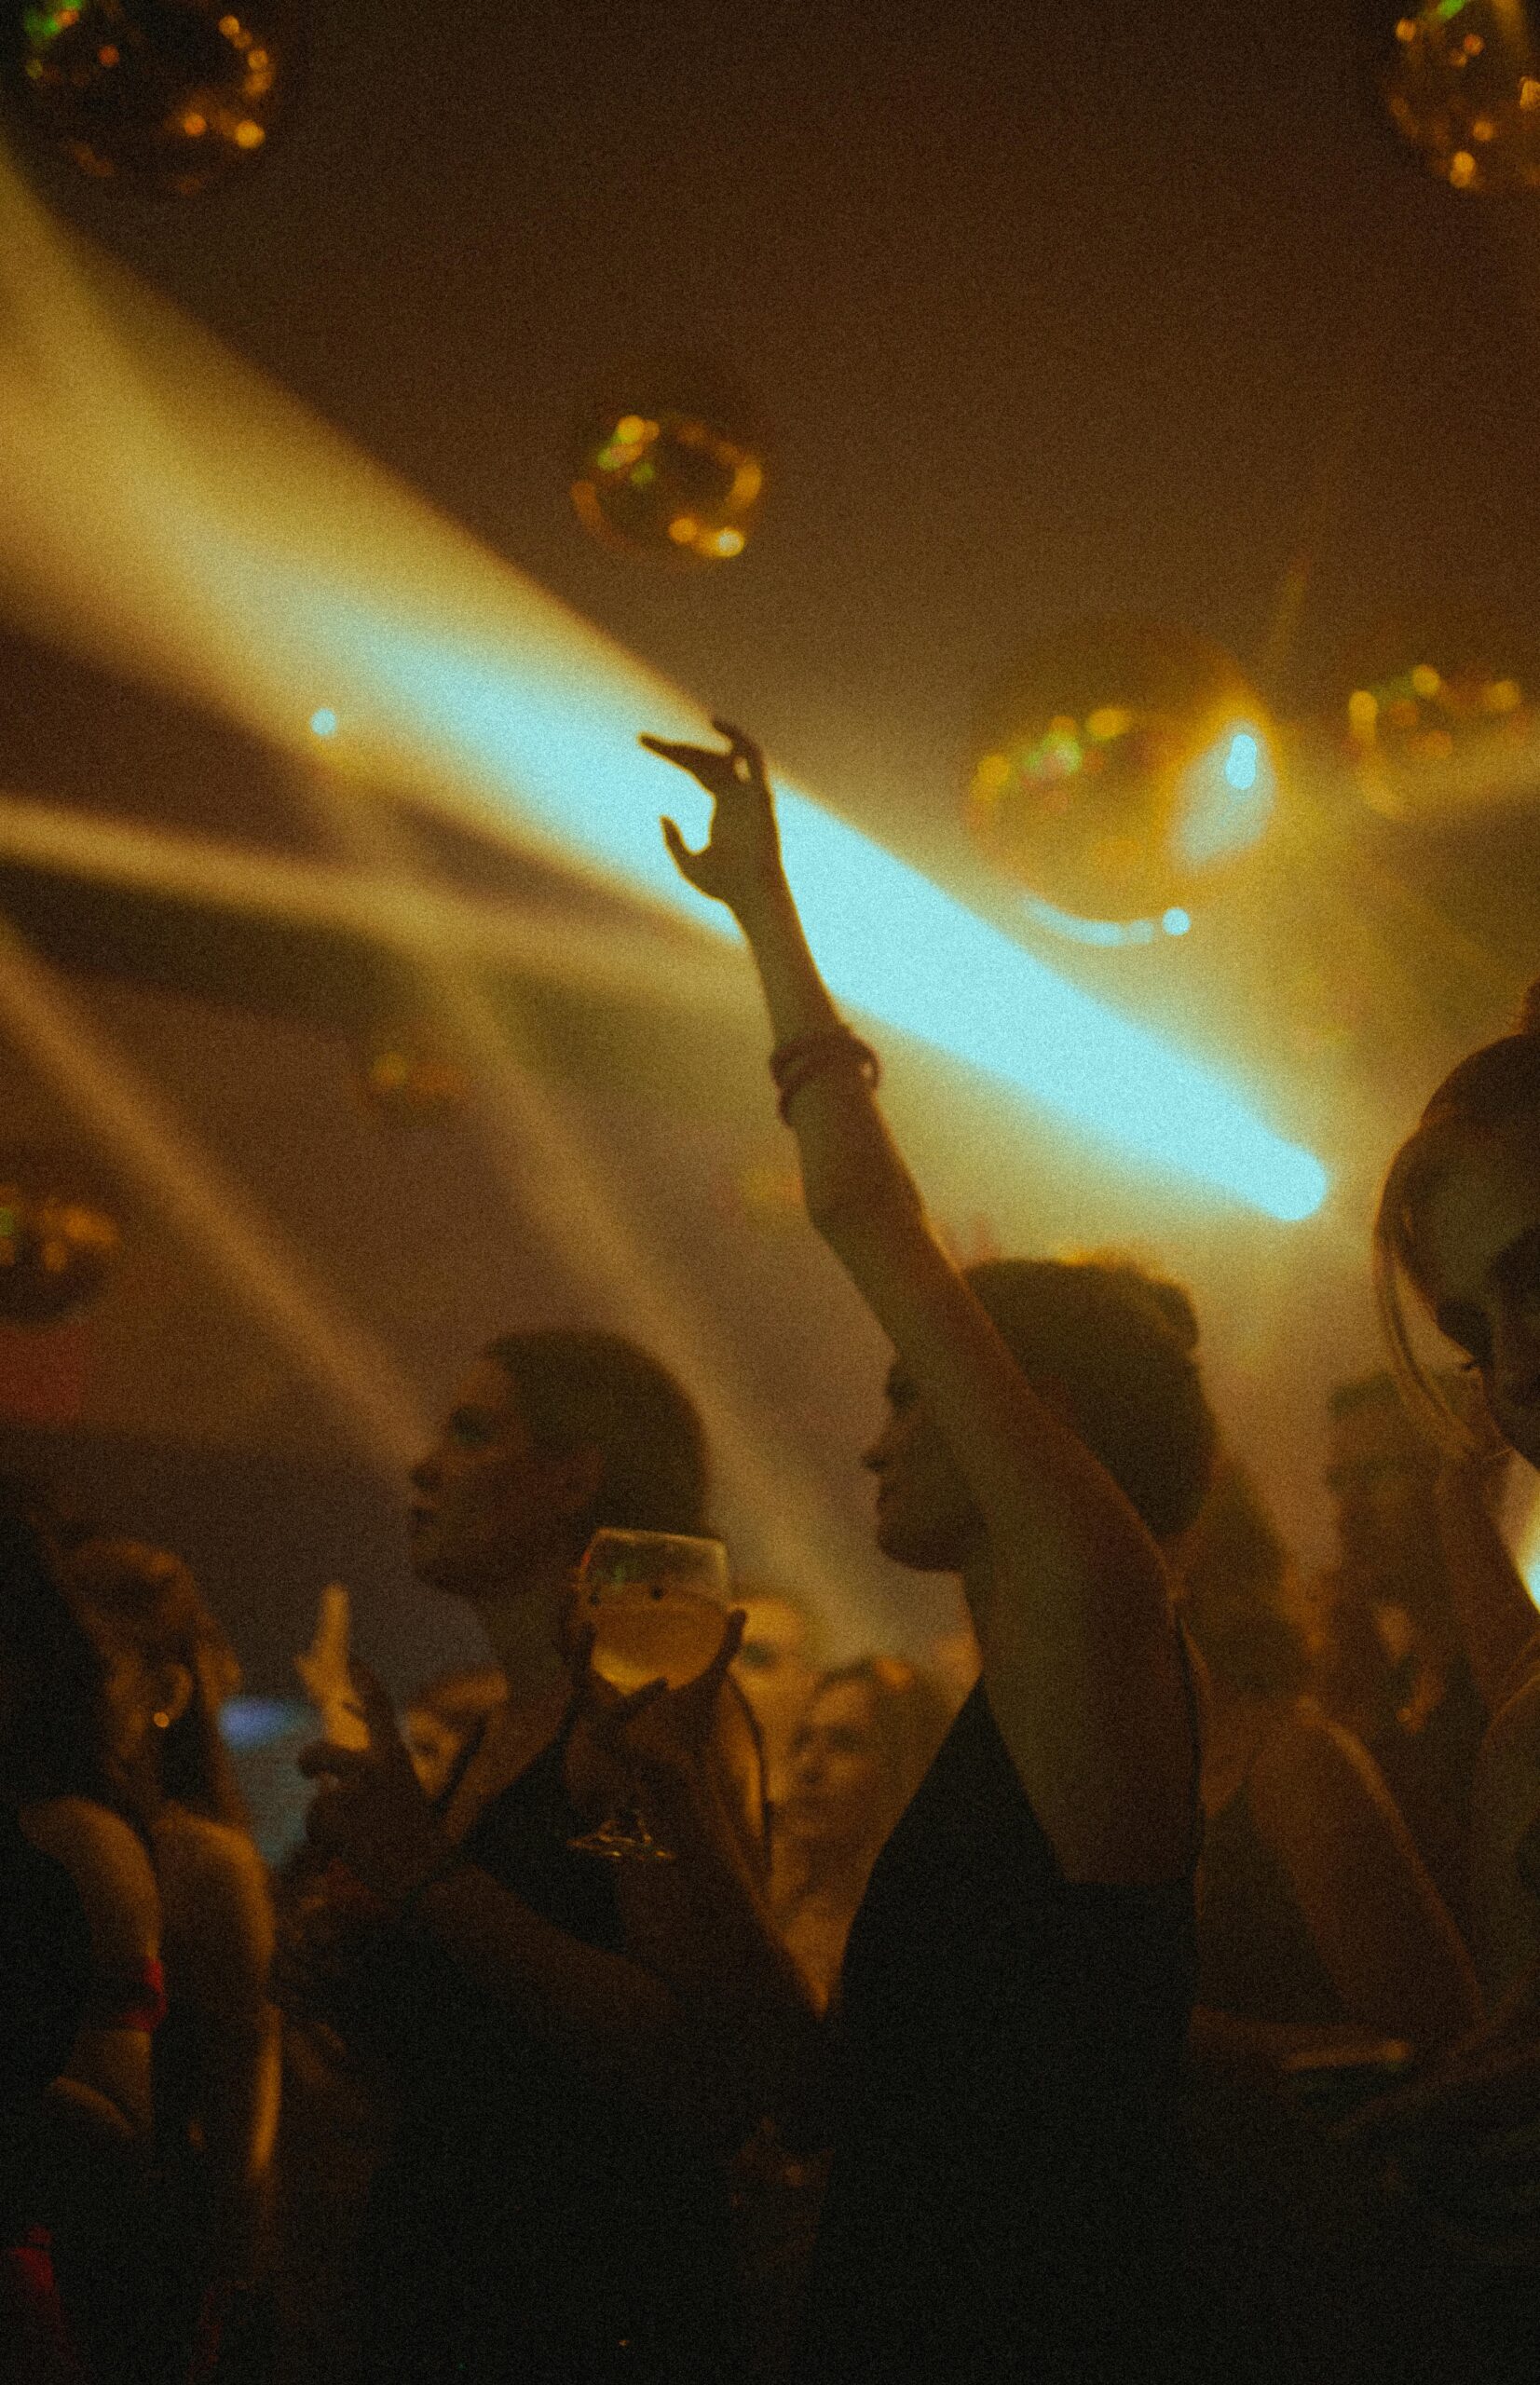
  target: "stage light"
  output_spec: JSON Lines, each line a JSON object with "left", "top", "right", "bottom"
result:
{"left": 770, "top": 796, "right": 1326, "bottom": 1224}
{"left": 1331, "top": 607, "right": 1539, "bottom": 819}
{"left": 570, "top": 376, "right": 765, "bottom": 565}
{"left": 1382, "top": 0, "right": 1540, "bottom": 194}
{"left": 309, "top": 706, "right": 337, "bottom": 738}
{"left": 966, "top": 617, "right": 1277, "bottom": 934}
{"left": 0, "top": 1161, "right": 118, "bottom": 1321}
{"left": 0, "top": 0, "right": 295, "bottom": 196}
{"left": 0, "top": 160, "right": 1328, "bottom": 1223}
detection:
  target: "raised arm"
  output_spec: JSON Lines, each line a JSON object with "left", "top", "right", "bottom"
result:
{"left": 646, "top": 724, "right": 1194, "bottom": 1883}
{"left": 1248, "top": 1709, "right": 1479, "bottom": 2049}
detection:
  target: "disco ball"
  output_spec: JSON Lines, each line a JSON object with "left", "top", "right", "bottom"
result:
{"left": 1, "top": 0, "right": 293, "bottom": 197}
{"left": 1382, "top": 0, "right": 1540, "bottom": 193}
{"left": 965, "top": 618, "right": 1276, "bottom": 934}
{"left": 1333, "top": 612, "right": 1538, "bottom": 818}
{"left": 570, "top": 389, "right": 764, "bottom": 565}
{"left": 0, "top": 1173, "right": 119, "bottom": 1323}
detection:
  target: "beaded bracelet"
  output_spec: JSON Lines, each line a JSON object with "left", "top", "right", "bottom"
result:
{"left": 770, "top": 1027, "right": 881, "bottom": 1123}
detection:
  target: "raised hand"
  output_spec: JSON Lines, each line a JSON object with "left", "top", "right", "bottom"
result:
{"left": 294, "top": 1583, "right": 369, "bottom": 1751}
{"left": 299, "top": 1663, "right": 452, "bottom": 1903}
{"left": 641, "top": 718, "right": 786, "bottom": 917}
{"left": 564, "top": 1609, "right": 749, "bottom": 1821}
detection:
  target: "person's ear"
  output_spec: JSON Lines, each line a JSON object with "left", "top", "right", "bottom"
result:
{"left": 152, "top": 1661, "right": 195, "bottom": 1731}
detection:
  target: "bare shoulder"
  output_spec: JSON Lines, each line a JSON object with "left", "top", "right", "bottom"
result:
{"left": 1250, "top": 1700, "right": 1396, "bottom": 1831}
{"left": 20, "top": 1797, "right": 160, "bottom": 1961}
{"left": 156, "top": 1808, "right": 274, "bottom": 1989}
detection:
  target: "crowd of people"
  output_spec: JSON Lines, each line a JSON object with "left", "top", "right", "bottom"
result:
{"left": 4, "top": 719, "right": 1540, "bottom": 2379}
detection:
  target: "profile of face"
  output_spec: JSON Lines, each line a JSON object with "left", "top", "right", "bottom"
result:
{"left": 1413, "top": 1131, "right": 1540, "bottom": 1473}
{"left": 1323, "top": 1397, "right": 1440, "bottom": 1604}
{"left": 862, "top": 1365, "right": 983, "bottom": 1574}
{"left": 781, "top": 1676, "right": 886, "bottom": 1859}
{"left": 730, "top": 1595, "right": 819, "bottom": 1765}
{"left": 408, "top": 1357, "right": 601, "bottom": 1597}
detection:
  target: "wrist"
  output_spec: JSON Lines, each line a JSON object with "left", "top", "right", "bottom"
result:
{"left": 729, "top": 872, "right": 796, "bottom": 934}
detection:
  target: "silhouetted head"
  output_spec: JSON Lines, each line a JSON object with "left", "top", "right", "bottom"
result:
{"left": 861, "top": 1256, "right": 1216, "bottom": 1574}
{"left": 1376, "top": 978, "right": 1540, "bottom": 1469}
{"left": 409, "top": 1329, "right": 710, "bottom": 1596}
{"left": 781, "top": 1656, "right": 951, "bottom": 1861}
{"left": 67, "top": 1537, "right": 245, "bottom": 1829}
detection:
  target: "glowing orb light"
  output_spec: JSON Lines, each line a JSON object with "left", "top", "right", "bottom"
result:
{"left": 966, "top": 618, "right": 1277, "bottom": 939}
{"left": 0, "top": 0, "right": 293, "bottom": 197}
{"left": 1382, "top": 0, "right": 1540, "bottom": 193}
{"left": 570, "top": 381, "right": 765, "bottom": 565}
{"left": 1334, "top": 612, "right": 1537, "bottom": 818}
{"left": 358, "top": 1037, "right": 471, "bottom": 1124}
{"left": 0, "top": 1164, "right": 119, "bottom": 1321}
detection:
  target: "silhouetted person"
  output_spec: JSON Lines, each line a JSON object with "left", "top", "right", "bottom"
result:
{"left": 770, "top": 1657, "right": 950, "bottom": 2010}
{"left": 289, "top": 1330, "right": 755, "bottom": 2385}
{"left": 1319, "top": 1371, "right": 1488, "bottom": 1940}
{"left": 646, "top": 719, "right": 1215, "bottom": 2382}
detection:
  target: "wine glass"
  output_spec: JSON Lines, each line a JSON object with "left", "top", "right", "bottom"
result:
{"left": 567, "top": 1529, "right": 731, "bottom": 1862}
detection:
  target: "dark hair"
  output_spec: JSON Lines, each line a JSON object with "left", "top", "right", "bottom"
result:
{"left": 1179, "top": 1459, "right": 1310, "bottom": 1700}
{"left": 962, "top": 1256, "right": 1217, "bottom": 1542}
{"left": 1374, "top": 975, "right": 1540, "bottom": 1450}
{"left": 484, "top": 1329, "right": 710, "bottom": 1552}
{"left": 67, "top": 1539, "right": 247, "bottom": 1832}
{"left": 811, "top": 1656, "right": 952, "bottom": 1837}
{"left": 0, "top": 1505, "right": 112, "bottom": 1806}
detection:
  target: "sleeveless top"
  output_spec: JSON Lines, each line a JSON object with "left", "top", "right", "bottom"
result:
{"left": 355, "top": 1717, "right": 743, "bottom": 2385}
{"left": 1196, "top": 1771, "right": 1348, "bottom": 2029}
{"left": 799, "top": 1680, "right": 1198, "bottom": 2384}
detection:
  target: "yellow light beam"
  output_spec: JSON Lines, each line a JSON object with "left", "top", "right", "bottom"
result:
{"left": 0, "top": 787, "right": 743, "bottom": 1013}
{"left": 0, "top": 143, "right": 1326, "bottom": 1221}
{"left": 291, "top": 760, "right": 881, "bottom": 1629}
{"left": 0, "top": 920, "right": 427, "bottom": 1473}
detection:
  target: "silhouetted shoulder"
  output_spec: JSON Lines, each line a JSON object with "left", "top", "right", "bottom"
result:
{"left": 154, "top": 1806, "right": 274, "bottom": 2005}
{"left": 20, "top": 1796, "right": 160, "bottom": 1965}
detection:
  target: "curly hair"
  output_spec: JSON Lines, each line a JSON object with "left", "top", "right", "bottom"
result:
{"left": 484, "top": 1329, "right": 710, "bottom": 1554}
{"left": 963, "top": 1256, "right": 1217, "bottom": 1542}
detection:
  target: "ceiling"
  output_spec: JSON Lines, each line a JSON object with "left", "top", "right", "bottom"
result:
{"left": 0, "top": 0, "right": 1537, "bottom": 1678}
